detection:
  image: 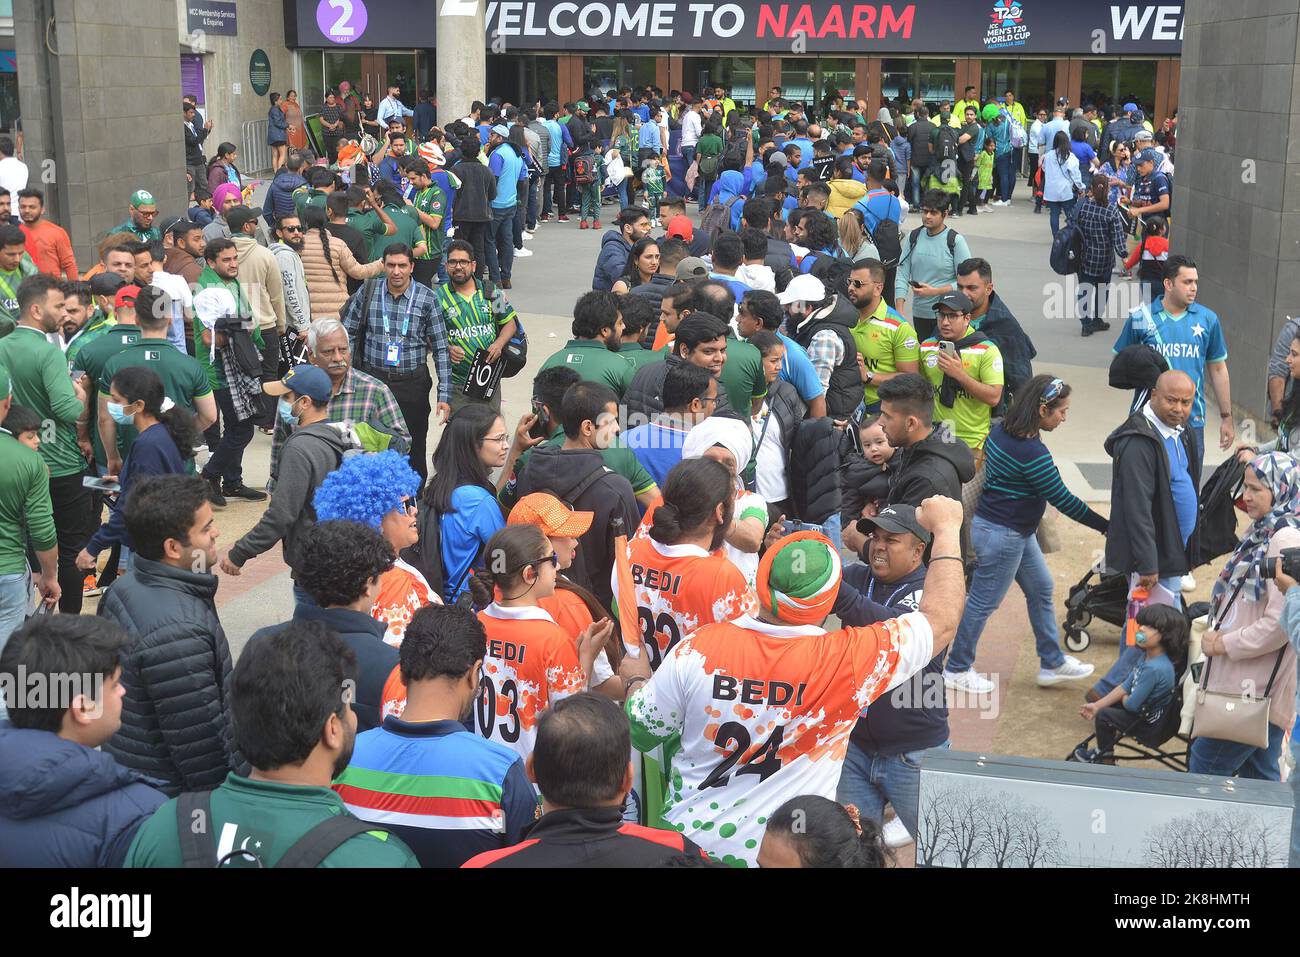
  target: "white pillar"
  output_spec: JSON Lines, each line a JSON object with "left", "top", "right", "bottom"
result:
{"left": 437, "top": 0, "right": 486, "bottom": 125}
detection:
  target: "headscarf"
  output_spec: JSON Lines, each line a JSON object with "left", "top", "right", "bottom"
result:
{"left": 211, "top": 182, "right": 241, "bottom": 213}
{"left": 876, "top": 107, "right": 892, "bottom": 126}
{"left": 755, "top": 531, "right": 841, "bottom": 625}
{"left": 1212, "top": 452, "right": 1300, "bottom": 605}
{"left": 715, "top": 169, "right": 745, "bottom": 204}
{"left": 682, "top": 416, "right": 753, "bottom": 476}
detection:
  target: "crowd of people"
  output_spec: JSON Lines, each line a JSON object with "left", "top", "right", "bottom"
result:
{"left": 2, "top": 75, "right": 1297, "bottom": 872}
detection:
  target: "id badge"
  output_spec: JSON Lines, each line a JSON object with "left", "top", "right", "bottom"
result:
{"left": 385, "top": 339, "right": 402, "bottom": 366}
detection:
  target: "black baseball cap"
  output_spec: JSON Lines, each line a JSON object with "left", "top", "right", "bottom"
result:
{"left": 932, "top": 291, "right": 974, "bottom": 314}
{"left": 226, "top": 206, "right": 264, "bottom": 233}
{"left": 89, "top": 272, "right": 126, "bottom": 297}
{"left": 856, "top": 504, "right": 932, "bottom": 545}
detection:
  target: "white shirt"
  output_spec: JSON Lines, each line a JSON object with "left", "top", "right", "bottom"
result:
{"left": 1041, "top": 149, "right": 1084, "bottom": 202}
{"left": 1143, "top": 402, "right": 1184, "bottom": 441}
{"left": 753, "top": 404, "right": 789, "bottom": 503}
{"left": 0, "top": 156, "right": 28, "bottom": 195}
{"left": 681, "top": 110, "right": 702, "bottom": 148}
{"left": 151, "top": 270, "right": 194, "bottom": 354}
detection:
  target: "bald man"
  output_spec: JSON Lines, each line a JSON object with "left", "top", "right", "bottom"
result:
{"left": 1092, "top": 369, "right": 1197, "bottom": 699}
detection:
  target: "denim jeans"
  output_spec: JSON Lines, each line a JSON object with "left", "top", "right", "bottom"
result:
{"left": 484, "top": 207, "right": 515, "bottom": 282}
{"left": 0, "top": 571, "right": 30, "bottom": 718}
{"left": 1290, "top": 720, "right": 1300, "bottom": 866}
{"left": 1077, "top": 272, "right": 1112, "bottom": 329}
{"left": 836, "top": 739, "right": 949, "bottom": 837}
{"left": 202, "top": 386, "right": 255, "bottom": 486}
{"left": 948, "top": 516, "right": 1065, "bottom": 674}
{"left": 785, "top": 514, "right": 843, "bottom": 554}
{"left": 995, "top": 151, "right": 1015, "bottom": 201}
{"left": 1189, "top": 721, "right": 1286, "bottom": 781}
{"left": 1047, "top": 198, "right": 1077, "bottom": 239}
{"left": 1092, "top": 574, "right": 1185, "bottom": 696}
{"left": 616, "top": 178, "right": 630, "bottom": 209}
{"left": 512, "top": 198, "right": 525, "bottom": 250}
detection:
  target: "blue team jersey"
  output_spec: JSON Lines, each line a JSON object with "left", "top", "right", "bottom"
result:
{"left": 1113, "top": 297, "right": 1228, "bottom": 429}
{"left": 777, "top": 332, "right": 825, "bottom": 402}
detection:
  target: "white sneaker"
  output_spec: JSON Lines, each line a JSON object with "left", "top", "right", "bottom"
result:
{"left": 882, "top": 815, "right": 913, "bottom": 848}
{"left": 943, "top": 668, "right": 995, "bottom": 695}
{"left": 1180, "top": 573, "right": 1197, "bottom": 592}
{"left": 521, "top": 230, "right": 535, "bottom": 240}
{"left": 994, "top": 199, "right": 1010, "bottom": 207}
{"left": 514, "top": 247, "right": 534, "bottom": 257}
{"left": 1037, "top": 655, "right": 1095, "bottom": 687}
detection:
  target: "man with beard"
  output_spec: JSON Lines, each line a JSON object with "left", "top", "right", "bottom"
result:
{"left": 125, "top": 617, "right": 420, "bottom": 867}
{"left": 537, "top": 290, "right": 633, "bottom": 398}
{"left": 269, "top": 214, "right": 311, "bottom": 336}
{"left": 335, "top": 604, "right": 538, "bottom": 868}
{"left": 16, "top": 187, "right": 77, "bottom": 279}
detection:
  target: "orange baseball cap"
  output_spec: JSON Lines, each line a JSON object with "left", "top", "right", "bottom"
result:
{"left": 508, "top": 493, "right": 593, "bottom": 538}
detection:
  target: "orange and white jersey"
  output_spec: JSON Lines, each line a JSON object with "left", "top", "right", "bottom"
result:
{"left": 626, "top": 612, "right": 935, "bottom": 867}
{"left": 372, "top": 558, "right": 442, "bottom": 648}
{"left": 475, "top": 603, "right": 588, "bottom": 762}
{"left": 618, "top": 535, "right": 757, "bottom": 671}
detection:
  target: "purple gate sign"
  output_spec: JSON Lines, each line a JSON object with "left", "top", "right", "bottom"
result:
{"left": 316, "top": 0, "right": 368, "bottom": 44}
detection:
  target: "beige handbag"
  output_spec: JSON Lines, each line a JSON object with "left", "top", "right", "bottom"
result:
{"left": 1190, "top": 579, "right": 1284, "bottom": 750}
{"left": 1035, "top": 506, "right": 1061, "bottom": 554}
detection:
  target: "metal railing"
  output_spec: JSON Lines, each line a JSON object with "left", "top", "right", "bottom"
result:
{"left": 240, "top": 119, "right": 272, "bottom": 176}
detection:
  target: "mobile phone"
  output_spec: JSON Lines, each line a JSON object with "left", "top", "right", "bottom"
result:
{"left": 82, "top": 476, "right": 120, "bottom": 493}
{"left": 909, "top": 280, "right": 923, "bottom": 289}
{"left": 938, "top": 340, "right": 959, "bottom": 359}
{"left": 1189, "top": 660, "right": 1204, "bottom": 684}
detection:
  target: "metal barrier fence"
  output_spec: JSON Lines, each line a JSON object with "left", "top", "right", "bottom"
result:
{"left": 240, "top": 119, "right": 272, "bottom": 177}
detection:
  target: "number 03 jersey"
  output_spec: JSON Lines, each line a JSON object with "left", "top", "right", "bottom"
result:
{"left": 475, "top": 603, "right": 588, "bottom": 762}
{"left": 626, "top": 612, "right": 936, "bottom": 867}
{"left": 619, "top": 536, "right": 758, "bottom": 671}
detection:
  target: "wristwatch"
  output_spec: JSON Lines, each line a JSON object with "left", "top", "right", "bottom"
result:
{"left": 865, "top": 369, "right": 875, "bottom": 384}
{"left": 624, "top": 675, "right": 649, "bottom": 695}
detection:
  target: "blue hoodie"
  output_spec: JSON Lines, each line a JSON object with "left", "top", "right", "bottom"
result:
{"left": 264, "top": 169, "right": 306, "bottom": 227}
{"left": 711, "top": 170, "right": 747, "bottom": 231}
{"left": 0, "top": 720, "right": 166, "bottom": 867}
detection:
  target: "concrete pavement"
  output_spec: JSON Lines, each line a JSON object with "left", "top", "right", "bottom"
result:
{"left": 193, "top": 189, "right": 1244, "bottom": 648}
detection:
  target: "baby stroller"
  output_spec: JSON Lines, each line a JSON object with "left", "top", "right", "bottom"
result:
{"left": 1064, "top": 676, "right": 1189, "bottom": 771}
{"left": 1060, "top": 568, "right": 1130, "bottom": 653}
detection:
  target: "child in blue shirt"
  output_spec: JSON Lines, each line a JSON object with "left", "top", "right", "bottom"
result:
{"left": 1074, "top": 604, "right": 1185, "bottom": 763}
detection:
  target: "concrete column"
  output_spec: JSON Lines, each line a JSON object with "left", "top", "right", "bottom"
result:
{"left": 437, "top": 0, "right": 485, "bottom": 126}
{"left": 1173, "top": 0, "right": 1300, "bottom": 423}
{"left": 16, "top": 0, "right": 186, "bottom": 266}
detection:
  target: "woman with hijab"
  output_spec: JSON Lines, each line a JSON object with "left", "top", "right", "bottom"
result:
{"left": 709, "top": 168, "right": 748, "bottom": 232}
{"left": 1189, "top": 451, "right": 1300, "bottom": 781}
{"left": 312, "top": 450, "right": 443, "bottom": 647}
{"left": 681, "top": 416, "right": 768, "bottom": 587}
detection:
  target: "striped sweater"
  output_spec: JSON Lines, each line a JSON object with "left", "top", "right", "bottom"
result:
{"left": 334, "top": 716, "right": 539, "bottom": 868}
{"left": 975, "top": 423, "right": 1109, "bottom": 535}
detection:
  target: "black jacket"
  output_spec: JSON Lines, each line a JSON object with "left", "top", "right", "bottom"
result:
{"left": 451, "top": 161, "right": 495, "bottom": 223}
{"left": 248, "top": 604, "right": 399, "bottom": 733}
{"left": 99, "top": 557, "right": 246, "bottom": 796}
{"left": 973, "top": 292, "right": 1036, "bottom": 414}
{"left": 624, "top": 355, "right": 737, "bottom": 422}
{"left": 764, "top": 236, "right": 796, "bottom": 292}
{"left": 1103, "top": 409, "right": 1194, "bottom": 578}
{"left": 517, "top": 445, "right": 640, "bottom": 611}
{"left": 832, "top": 562, "right": 949, "bottom": 756}
{"left": 185, "top": 120, "right": 210, "bottom": 167}
{"left": 888, "top": 429, "right": 977, "bottom": 507}
{"left": 790, "top": 416, "right": 843, "bottom": 525}
{"left": 464, "top": 806, "right": 706, "bottom": 867}
{"left": 840, "top": 453, "right": 895, "bottom": 524}
{"left": 791, "top": 295, "right": 863, "bottom": 418}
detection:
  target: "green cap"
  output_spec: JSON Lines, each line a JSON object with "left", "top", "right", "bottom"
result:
{"left": 0, "top": 364, "right": 10, "bottom": 401}
{"left": 130, "top": 189, "right": 156, "bottom": 208}
{"left": 576, "top": 101, "right": 589, "bottom": 112}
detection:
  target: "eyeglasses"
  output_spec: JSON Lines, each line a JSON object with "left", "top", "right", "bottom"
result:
{"left": 447, "top": 258, "right": 473, "bottom": 266}
{"left": 400, "top": 496, "right": 416, "bottom": 512}
{"left": 1042, "top": 378, "right": 1066, "bottom": 403}
{"left": 484, "top": 433, "right": 510, "bottom": 446}
{"left": 282, "top": 225, "right": 303, "bottom": 233}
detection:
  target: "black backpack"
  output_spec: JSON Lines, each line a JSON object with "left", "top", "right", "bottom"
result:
{"left": 806, "top": 251, "right": 854, "bottom": 297}
{"left": 934, "top": 125, "right": 960, "bottom": 164}
{"left": 699, "top": 194, "right": 743, "bottom": 244}
{"left": 1049, "top": 211, "right": 1085, "bottom": 276}
{"left": 872, "top": 218, "right": 903, "bottom": 269}
{"left": 722, "top": 134, "right": 748, "bottom": 170}
{"left": 176, "top": 791, "right": 385, "bottom": 868}
{"left": 1188, "top": 456, "right": 1247, "bottom": 570}
{"left": 902, "top": 225, "right": 958, "bottom": 274}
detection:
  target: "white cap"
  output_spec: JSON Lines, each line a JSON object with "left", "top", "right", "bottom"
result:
{"left": 777, "top": 273, "right": 827, "bottom": 305}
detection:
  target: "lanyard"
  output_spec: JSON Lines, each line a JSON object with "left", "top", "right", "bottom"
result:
{"left": 380, "top": 286, "right": 415, "bottom": 339}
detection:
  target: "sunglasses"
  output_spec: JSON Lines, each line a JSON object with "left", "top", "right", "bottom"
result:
{"left": 400, "top": 496, "right": 416, "bottom": 512}
{"left": 282, "top": 225, "right": 303, "bottom": 233}
{"left": 847, "top": 278, "right": 877, "bottom": 289}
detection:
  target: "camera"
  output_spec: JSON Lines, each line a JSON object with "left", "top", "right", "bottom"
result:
{"left": 1258, "top": 546, "right": 1300, "bottom": 581}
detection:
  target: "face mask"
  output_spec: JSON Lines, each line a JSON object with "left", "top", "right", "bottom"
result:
{"left": 278, "top": 398, "right": 298, "bottom": 424}
{"left": 108, "top": 401, "right": 134, "bottom": 425}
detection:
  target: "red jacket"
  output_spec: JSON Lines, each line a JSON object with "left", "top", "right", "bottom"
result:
{"left": 462, "top": 806, "right": 708, "bottom": 868}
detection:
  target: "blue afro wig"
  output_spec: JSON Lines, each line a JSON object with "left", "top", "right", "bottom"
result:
{"left": 312, "top": 450, "right": 422, "bottom": 530}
